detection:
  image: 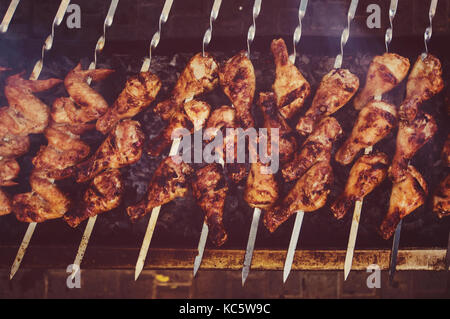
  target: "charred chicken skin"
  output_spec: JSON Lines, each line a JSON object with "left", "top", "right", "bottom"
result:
{"left": 296, "top": 68, "right": 359, "bottom": 136}
{"left": 244, "top": 160, "right": 279, "bottom": 209}
{"left": 264, "top": 161, "right": 333, "bottom": 233}
{"left": 335, "top": 100, "right": 397, "bottom": 165}
{"left": 126, "top": 155, "right": 193, "bottom": 222}
{"left": 353, "top": 53, "right": 410, "bottom": 110}
{"left": 380, "top": 165, "right": 428, "bottom": 240}
{"left": 219, "top": 51, "right": 256, "bottom": 129}
{"left": 154, "top": 53, "right": 219, "bottom": 121}
{"left": 283, "top": 117, "right": 342, "bottom": 182}
{"left": 399, "top": 54, "right": 444, "bottom": 122}
{"left": 271, "top": 38, "right": 311, "bottom": 119}
{"left": 192, "top": 163, "right": 229, "bottom": 247}
{"left": 389, "top": 112, "right": 437, "bottom": 183}
{"left": 331, "top": 152, "right": 389, "bottom": 219}
{"left": 64, "top": 169, "right": 123, "bottom": 227}
{"left": 433, "top": 174, "right": 449, "bottom": 219}
{"left": 76, "top": 119, "right": 145, "bottom": 183}
{"left": 96, "top": 72, "right": 161, "bottom": 134}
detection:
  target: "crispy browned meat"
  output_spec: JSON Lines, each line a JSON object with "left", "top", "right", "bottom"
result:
{"left": 206, "top": 105, "right": 237, "bottom": 136}
{"left": 77, "top": 119, "right": 144, "bottom": 183}
{"left": 433, "top": 174, "right": 450, "bottom": 219}
{"left": 296, "top": 68, "right": 359, "bottom": 136}
{"left": 192, "top": 163, "right": 229, "bottom": 247}
{"left": 389, "top": 112, "right": 437, "bottom": 183}
{"left": 399, "top": 54, "right": 444, "bottom": 122}
{"left": 258, "top": 91, "right": 297, "bottom": 164}
{"left": 283, "top": 117, "right": 342, "bottom": 182}
{"left": 264, "top": 161, "right": 333, "bottom": 233}
{"left": 354, "top": 53, "right": 410, "bottom": 110}
{"left": 65, "top": 169, "right": 123, "bottom": 227}
{"left": 0, "top": 134, "right": 30, "bottom": 158}
{"left": 154, "top": 53, "right": 218, "bottom": 120}
{"left": 271, "top": 38, "right": 311, "bottom": 119}
{"left": 96, "top": 72, "right": 161, "bottom": 134}
{"left": 245, "top": 160, "right": 279, "bottom": 209}
{"left": 331, "top": 152, "right": 389, "bottom": 219}
{"left": 335, "top": 101, "right": 397, "bottom": 165}
{"left": 127, "top": 156, "right": 193, "bottom": 222}
{"left": 380, "top": 165, "right": 428, "bottom": 240}
{"left": 0, "top": 158, "right": 19, "bottom": 186}
{"left": 219, "top": 51, "right": 256, "bottom": 129}
{"left": 0, "top": 189, "right": 11, "bottom": 216}
{"left": 183, "top": 99, "right": 211, "bottom": 131}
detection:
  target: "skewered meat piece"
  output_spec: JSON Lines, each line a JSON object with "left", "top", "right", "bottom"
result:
{"left": 154, "top": 53, "right": 219, "bottom": 121}
{"left": 245, "top": 160, "right": 279, "bottom": 209}
{"left": 353, "top": 53, "right": 410, "bottom": 110}
{"left": 0, "top": 189, "right": 11, "bottom": 216}
{"left": 258, "top": 91, "right": 297, "bottom": 164}
{"left": 96, "top": 72, "right": 161, "bottom": 134}
{"left": 335, "top": 100, "right": 397, "bottom": 165}
{"left": 147, "top": 100, "right": 210, "bottom": 157}
{"left": 76, "top": 119, "right": 145, "bottom": 183}
{"left": 433, "top": 174, "right": 449, "bottom": 219}
{"left": 399, "top": 54, "right": 444, "bottom": 122}
{"left": 0, "top": 135, "right": 30, "bottom": 158}
{"left": 65, "top": 169, "right": 123, "bottom": 227}
{"left": 283, "top": 117, "right": 342, "bottom": 182}
{"left": 192, "top": 163, "right": 229, "bottom": 247}
{"left": 264, "top": 161, "right": 333, "bottom": 233}
{"left": 219, "top": 51, "right": 256, "bottom": 129}
{"left": 380, "top": 165, "right": 428, "bottom": 240}
{"left": 296, "top": 68, "right": 359, "bottom": 136}
{"left": 127, "top": 156, "right": 193, "bottom": 222}
{"left": 389, "top": 112, "right": 437, "bottom": 183}
{"left": 271, "top": 38, "right": 311, "bottom": 119}
{"left": 0, "top": 158, "right": 19, "bottom": 186}
{"left": 331, "top": 152, "right": 389, "bottom": 219}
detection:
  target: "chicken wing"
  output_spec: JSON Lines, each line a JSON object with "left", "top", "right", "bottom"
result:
{"left": 271, "top": 38, "right": 311, "bottom": 119}
{"left": 126, "top": 156, "right": 193, "bottom": 222}
{"left": 0, "top": 158, "right": 19, "bottom": 186}
{"left": 335, "top": 100, "right": 397, "bottom": 165}
{"left": 283, "top": 117, "right": 342, "bottom": 182}
{"left": 76, "top": 119, "right": 145, "bottom": 183}
{"left": 219, "top": 51, "right": 256, "bottom": 129}
{"left": 389, "top": 112, "right": 437, "bottom": 183}
{"left": 380, "top": 165, "right": 427, "bottom": 240}
{"left": 244, "top": 160, "right": 279, "bottom": 209}
{"left": 331, "top": 152, "right": 389, "bottom": 219}
{"left": 192, "top": 163, "right": 229, "bottom": 247}
{"left": 399, "top": 54, "right": 444, "bottom": 122}
{"left": 264, "top": 161, "right": 333, "bottom": 233}
{"left": 296, "top": 68, "right": 359, "bottom": 136}
{"left": 154, "top": 53, "right": 219, "bottom": 120}
{"left": 65, "top": 169, "right": 123, "bottom": 227}
{"left": 353, "top": 53, "right": 410, "bottom": 110}
{"left": 96, "top": 72, "right": 161, "bottom": 134}
{"left": 0, "top": 134, "right": 30, "bottom": 158}
{"left": 433, "top": 174, "right": 449, "bottom": 219}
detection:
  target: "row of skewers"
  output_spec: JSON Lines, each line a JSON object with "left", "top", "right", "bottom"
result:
{"left": 0, "top": 0, "right": 448, "bottom": 284}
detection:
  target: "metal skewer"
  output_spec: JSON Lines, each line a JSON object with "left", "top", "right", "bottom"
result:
{"left": 70, "top": 0, "right": 120, "bottom": 279}
{"left": 0, "top": 0, "right": 21, "bottom": 33}
{"left": 389, "top": 0, "right": 438, "bottom": 284}
{"left": 283, "top": 0, "right": 358, "bottom": 284}
{"left": 344, "top": 0, "right": 398, "bottom": 281}
{"left": 10, "top": 0, "right": 71, "bottom": 280}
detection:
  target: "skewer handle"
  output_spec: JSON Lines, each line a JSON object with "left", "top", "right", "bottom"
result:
{"left": 423, "top": 0, "right": 438, "bottom": 58}
{"left": 202, "top": 0, "right": 222, "bottom": 57}
{"left": 333, "top": 0, "right": 358, "bottom": 69}
{"left": 0, "top": 0, "right": 20, "bottom": 33}
{"left": 10, "top": 222, "right": 36, "bottom": 280}
{"left": 246, "top": 0, "right": 262, "bottom": 58}
{"left": 141, "top": 0, "right": 174, "bottom": 72}
{"left": 384, "top": 0, "right": 398, "bottom": 53}
{"left": 290, "top": 0, "right": 308, "bottom": 64}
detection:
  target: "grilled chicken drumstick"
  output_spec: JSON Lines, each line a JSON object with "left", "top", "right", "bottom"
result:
{"left": 245, "top": 160, "right": 279, "bottom": 210}
{"left": 380, "top": 165, "right": 428, "bottom": 240}
{"left": 283, "top": 116, "right": 342, "bottom": 182}
{"left": 335, "top": 100, "right": 397, "bottom": 165}
{"left": 399, "top": 54, "right": 444, "bottom": 122}
{"left": 264, "top": 161, "right": 333, "bottom": 233}
{"left": 331, "top": 152, "right": 389, "bottom": 219}
{"left": 353, "top": 53, "right": 410, "bottom": 110}
{"left": 192, "top": 163, "right": 229, "bottom": 247}
{"left": 127, "top": 155, "right": 193, "bottom": 222}
{"left": 154, "top": 53, "right": 219, "bottom": 121}
{"left": 96, "top": 72, "right": 161, "bottom": 134}
{"left": 296, "top": 68, "right": 358, "bottom": 136}
{"left": 271, "top": 38, "right": 311, "bottom": 119}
